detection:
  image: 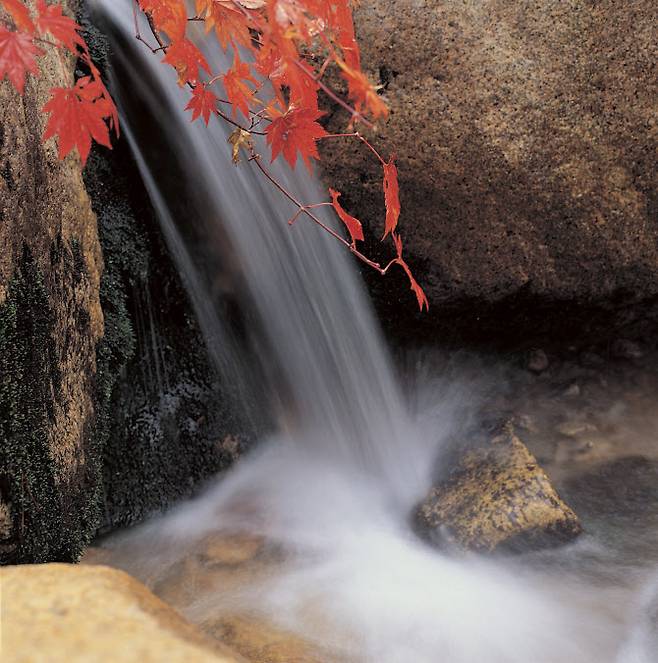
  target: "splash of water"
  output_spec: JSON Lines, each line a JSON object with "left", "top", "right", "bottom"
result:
{"left": 89, "top": 4, "right": 657, "bottom": 662}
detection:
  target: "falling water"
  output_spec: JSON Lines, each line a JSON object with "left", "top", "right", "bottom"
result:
{"left": 88, "top": 4, "right": 658, "bottom": 662}
{"left": 91, "top": 0, "right": 417, "bottom": 498}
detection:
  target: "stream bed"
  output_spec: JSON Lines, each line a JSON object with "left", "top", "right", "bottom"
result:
{"left": 87, "top": 351, "right": 658, "bottom": 663}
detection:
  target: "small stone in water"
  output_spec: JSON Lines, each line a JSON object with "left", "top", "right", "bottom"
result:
{"left": 527, "top": 349, "right": 549, "bottom": 373}
{"left": 515, "top": 413, "right": 539, "bottom": 433}
{"left": 556, "top": 420, "right": 598, "bottom": 438}
{"left": 581, "top": 351, "right": 605, "bottom": 367}
{"left": 611, "top": 339, "right": 643, "bottom": 360}
{"left": 563, "top": 383, "right": 581, "bottom": 398}
{"left": 414, "top": 423, "right": 582, "bottom": 553}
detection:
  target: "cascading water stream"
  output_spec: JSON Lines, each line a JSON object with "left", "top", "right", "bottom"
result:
{"left": 88, "top": 4, "right": 658, "bottom": 662}
{"left": 92, "top": 0, "right": 421, "bottom": 501}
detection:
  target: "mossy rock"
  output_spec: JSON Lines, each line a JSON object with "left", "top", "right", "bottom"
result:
{"left": 0, "top": 1, "right": 104, "bottom": 563}
{"left": 415, "top": 423, "right": 582, "bottom": 553}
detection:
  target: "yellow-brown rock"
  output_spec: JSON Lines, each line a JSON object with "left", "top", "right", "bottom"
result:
{"left": 0, "top": 563, "right": 244, "bottom": 663}
{"left": 83, "top": 534, "right": 339, "bottom": 663}
{"left": 415, "top": 424, "right": 582, "bottom": 552}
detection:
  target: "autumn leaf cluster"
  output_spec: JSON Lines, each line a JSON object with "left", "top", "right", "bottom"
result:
{"left": 0, "top": 0, "right": 118, "bottom": 164}
{"left": 0, "top": 0, "right": 427, "bottom": 310}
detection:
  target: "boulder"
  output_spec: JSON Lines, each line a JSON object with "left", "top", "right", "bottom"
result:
{"left": 415, "top": 424, "right": 582, "bottom": 552}
{"left": 84, "top": 533, "right": 336, "bottom": 663}
{"left": 0, "top": 5, "right": 253, "bottom": 564}
{"left": 1, "top": 563, "right": 243, "bottom": 663}
{"left": 320, "top": 0, "right": 658, "bottom": 345}
{"left": 0, "top": 2, "right": 104, "bottom": 563}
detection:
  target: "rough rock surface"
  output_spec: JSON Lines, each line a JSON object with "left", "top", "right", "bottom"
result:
{"left": 85, "top": 141, "right": 252, "bottom": 532}
{"left": 320, "top": 0, "right": 658, "bottom": 344}
{"left": 415, "top": 424, "right": 582, "bottom": 552}
{"left": 1, "top": 4, "right": 253, "bottom": 564}
{"left": 0, "top": 2, "right": 104, "bottom": 563}
{"left": 1, "top": 563, "right": 243, "bottom": 663}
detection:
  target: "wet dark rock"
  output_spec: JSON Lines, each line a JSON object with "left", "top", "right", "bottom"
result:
{"left": 415, "top": 423, "right": 582, "bottom": 553}
{"left": 556, "top": 420, "right": 598, "bottom": 439}
{"left": 84, "top": 118, "right": 253, "bottom": 532}
{"left": 580, "top": 351, "right": 606, "bottom": 368}
{"left": 561, "top": 456, "right": 658, "bottom": 521}
{"left": 562, "top": 383, "right": 581, "bottom": 399}
{"left": 80, "top": 12, "right": 255, "bottom": 532}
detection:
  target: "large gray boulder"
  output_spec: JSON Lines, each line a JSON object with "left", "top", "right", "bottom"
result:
{"left": 320, "top": 0, "right": 657, "bottom": 343}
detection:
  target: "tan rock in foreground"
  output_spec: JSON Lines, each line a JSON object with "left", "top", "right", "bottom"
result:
{"left": 415, "top": 424, "right": 582, "bottom": 552}
{"left": 1, "top": 563, "right": 243, "bottom": 663}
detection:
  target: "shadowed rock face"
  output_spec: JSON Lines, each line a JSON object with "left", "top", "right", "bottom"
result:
{"left": 415, "top": 424, "right": 582, "bottom": 553}
{"left": 320, "top": 0, "right": 657, "bottom": 345}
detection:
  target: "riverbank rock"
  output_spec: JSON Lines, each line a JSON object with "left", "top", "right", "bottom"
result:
{"left": 1, "top": 563, "right": 243, "bottom": 663}
{"left": 0, "top": 2, "right": 104, "bottom": 563}
{"left": 320, "top": 0, "right": 658, "bottom": 346}
{"left": 415, "top": 424, "right": 582, "bottom": 552}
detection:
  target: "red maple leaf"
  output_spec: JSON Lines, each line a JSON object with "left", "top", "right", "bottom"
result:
{"left": 265, "top": 107, "right": 327, "bottom": 170}
{"left": 330, "top": 0, "right": 361, "bottom": 70}
{"left": 195, "top": 0, "right": 252, "bottom": 50}
{"left": 163, "top": 38, "right": 210, "bottom": 86}
{"left": 283, "top": 58, "right": 320, "bottom": 112}
{"left": 382, "top": 155, "right": 400, "bottom": 239}
{"left": 139, "top": 0, "right": 187, "bottom": 40}
{"left": 185, "top": 84, "right": 216, "bottom": 124}
{"left": 1, "top": 0, "right": 35, "bottom": 31}
{"left": 329, "top": 188, "right": 364, "bottom": 245}
{"left": 337, "top": 60, "right": 388, "bottom": 121}
{"left": 391, "top": 233, "right": 428, "bottom": 311}
{"left": 36, "top": 0, "right": 84, "bottom": 52}
{"left": 42, "top": 76, "right": 115, "bottom": 165}
{"left": 223, "top": 55, "right": 256, "bottom": 119}
{"left": 0, "top": 27, "right": 42, "bottom": 93}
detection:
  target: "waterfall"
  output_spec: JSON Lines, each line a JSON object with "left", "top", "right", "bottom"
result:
{"left": 87, "top": 5, "right": 656, "bottom": 662}
{"left": 91, "top": 0, "right": 418, "bottom": 498}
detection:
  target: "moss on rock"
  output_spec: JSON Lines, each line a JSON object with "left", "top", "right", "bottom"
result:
{"left": 0, "top": 247, "right": 101, "bottom": 563}
{"left": 84, "top": 123, "right": 250, "bottom": 532}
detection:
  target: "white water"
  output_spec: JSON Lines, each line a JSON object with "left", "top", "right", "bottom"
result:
{"left": 91, "top": 4, "right": 657, "bottom": 662}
